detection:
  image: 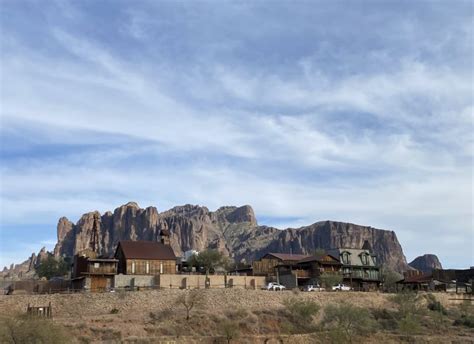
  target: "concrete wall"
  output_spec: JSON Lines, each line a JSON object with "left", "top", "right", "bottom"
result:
{"left": 114, "top": 273, "right": 266, "bottom": 290}
{"left": 156, "top": 274, "right": 266, "bottom": 289}
{"left": 114, "top": 274, "right": 155, "bottom": 288}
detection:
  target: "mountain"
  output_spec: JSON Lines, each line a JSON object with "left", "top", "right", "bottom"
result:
{"left": 0, "top": 247, "right": 49, "bottom": 280}
{"left": 408, "top": 254, "right": 443, "bottom": 273}
{"left": 52, "top": 202, "right": 409, "bottom": 272}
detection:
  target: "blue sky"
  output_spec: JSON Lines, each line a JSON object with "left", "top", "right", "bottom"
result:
{"left": 0, "top": 0, "right": 472, "bottom": 269}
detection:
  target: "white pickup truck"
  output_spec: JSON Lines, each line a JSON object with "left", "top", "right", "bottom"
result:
{"left": 265, "top": 282, "right": 286, "bottom": 291}
{"left": 332, "top": 283, "right": 352, "bottom": 291}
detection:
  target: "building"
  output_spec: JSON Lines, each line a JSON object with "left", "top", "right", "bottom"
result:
{"left": 276, "top": 253, "right": 342, "bottom": 288}
{"left": 252, "top": 253, "right": 311, "bottom": 278}
{"left": 327, "top": 241, "right": 381, "bottom": 291}
{"left": 399, "top": 268, "right": 474, "bottom": 293}
{"left": 114, "top": 240, "right": 177, "bottom": 275}
{"left": 71, "top": 249, "right": 118, "bottom": 292}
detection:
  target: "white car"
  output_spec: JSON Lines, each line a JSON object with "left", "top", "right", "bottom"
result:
{"left": 332, "top": 283, "right": 352, "bottom": 291}
{"left": 266, "top": 282, "right": 286, "bottom": 291}
{"left": 305, "top": 284, "right": 323, "bottom": 292}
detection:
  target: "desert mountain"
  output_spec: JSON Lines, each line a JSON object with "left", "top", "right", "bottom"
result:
{"left": 52, "top": 202, "right": 409, "bottom": 272}
{"left": 408, "top": 254, "right": 443, "bottom": 273}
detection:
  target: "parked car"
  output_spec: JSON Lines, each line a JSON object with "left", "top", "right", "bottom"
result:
{"left": 304, "top": 284, "right": 323, "bottom": 292}
{"left": 265, "top": 282, "right": 286, "bottom": 291}
{"left": 332, "top": 283, "right": 352, "bottom": 291}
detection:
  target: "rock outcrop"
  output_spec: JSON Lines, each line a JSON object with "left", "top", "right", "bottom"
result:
{"left": 408, "top": 254, "right": 443, "bottom": 273}
{"left": 51, "top": 202, "right": 409, "bottom": 272}
{"left": 0, "top": 247, "right": 48, "bottom": 280}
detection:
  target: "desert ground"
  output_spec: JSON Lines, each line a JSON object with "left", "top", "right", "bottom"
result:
{"left": 0, "top": 289, "right": 473, "bottom": 343}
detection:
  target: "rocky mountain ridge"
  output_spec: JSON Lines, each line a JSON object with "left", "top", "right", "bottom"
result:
{"left": 408, "top": 254, "right": 443, "bottom": 273}
{"left": 50, "top": 202, "right": 409, "bottom": 272}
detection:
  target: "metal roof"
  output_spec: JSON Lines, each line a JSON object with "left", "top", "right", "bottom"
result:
{"left": 263, "top": 253, "right": 311, "bottom": 261}
{"left": 116, "top": 240, "right": 176, "bottom": 260}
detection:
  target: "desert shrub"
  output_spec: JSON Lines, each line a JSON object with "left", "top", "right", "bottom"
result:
{"left": 282, "top": 297, "right": 320, "bottom": 333}
{"left": 398, "top": 313, "right": 421, "bottom": 338}
{"left": 425, "top": 294, "right": 447, "bottom": 315}
{"left": 390, "top": 291, "right": 423, "bottom": 318}
{"left": 370, "top": 308, "right": 398, "bottom": 331}
{"left": 220, "top": 319, "right": 240, "bottom": 344}
{"left": 0, "top": 314, "right": 68, "bottom": 344}
{"left": 453, "top": 315, "right": 474, "bottom": 328}
{"left": 323, "top": 303, "right": 377, "bottom": 343}
{"left": 110, "top": 308, "right": 120, "bottom": 314}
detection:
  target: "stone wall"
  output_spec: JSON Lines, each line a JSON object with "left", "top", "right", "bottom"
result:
{"left": 157, "top": 274, "right": 266, "bottom": 289}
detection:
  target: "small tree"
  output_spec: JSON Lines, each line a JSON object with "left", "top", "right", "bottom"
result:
{"left": 188, "top": 250, "right": 225, "bottom": 287}
{"left": 176, "top": 290, "right": 201, "bottom": 321}
{"left": 323, "top": 303, "right": 376, "bottom": 343}
{"left": 36, "top": 256, "right": 69, "bottom": 280}
{"left": 319, "top": 272, "right": 343, "bottom": 290}
{"left": 221, "top": 319, "right": 240, "bottom": 344}
{"left": 381, "top": 268, "right": 403, "bottom": 293}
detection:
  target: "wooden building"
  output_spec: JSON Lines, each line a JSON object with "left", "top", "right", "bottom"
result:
{"left": 252, "top": 253, "right": 311, "bottom": 278}
{"left": 276, "top": 253, "right": 342, "bottom": 287}
{"left": 115, "top": 240, "right": 177, "bottom": 275}
{"left": 327, "top": 241, "right": 381, "bottom": 291}
{"left": 71, "top": 249, "right": 118, "bottom": 292}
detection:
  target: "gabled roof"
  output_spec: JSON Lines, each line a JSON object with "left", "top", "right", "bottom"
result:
{"left": 263, "top": 253, "right": 311, "bottom": 261}
{"left": 297, "top": 253, "right": 341, "bottom": 264}
{"left": 115, "top": 240, "right": 176, "bottom": 260}
{"left": 402, "top": 273, "right": 433, "bottom": 284}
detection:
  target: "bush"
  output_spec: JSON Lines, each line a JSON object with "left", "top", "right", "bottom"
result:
{"left": 36, "top": 256, "right": 70, "bottom": 280}
{"left": 389, "top": 292, "right": 423, "bottom": 318}
{"left": 370, "top": 308, "right": 398, "bottom": 331}
{"left": 282, "top": 297, "right": 320, "bottom": 333}
{"left": 110, "top": 308, "right": 119, "bottom": 314}
{"left": 0, "top": 314, "right": 68, "bottom": 344}
{"left": 453, "top": 315, "right": 474, "bottom": 328}
{"left": 425, "top": 294, "right": 447, "bottom": 315}
{"left": 220, "top": 319, "right": 240, "bottom": 344}
{"left": 398, "top": 313, "right": 421, "bottom": 338}
{"left": 323, "top": 303, "right": 377, "bottom": 341}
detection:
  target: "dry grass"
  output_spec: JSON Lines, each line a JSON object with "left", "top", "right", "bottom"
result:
{"left": 0, "top": 290, "right": 473, "bottom": 343}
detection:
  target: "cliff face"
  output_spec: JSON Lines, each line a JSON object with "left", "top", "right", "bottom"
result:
{"left": 408, "top": 254, "right": 443, "bottom": 273}
{"left": 52, "top": 202, "right": 409, "bottom": 272}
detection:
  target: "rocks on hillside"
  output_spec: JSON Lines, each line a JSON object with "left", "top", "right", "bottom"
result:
{"left": 408, "top": 254, "right": 443, "bottom": 273}
{"left": 48, "top": 202, "right": 410, "bottom": 272}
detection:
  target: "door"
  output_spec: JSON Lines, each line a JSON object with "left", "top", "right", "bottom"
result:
{"left": 91, "top": 277, "right": 107, "bottom": 292}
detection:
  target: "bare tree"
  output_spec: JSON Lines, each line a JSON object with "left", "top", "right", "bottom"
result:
{"left": 176, "top": 290, "right": 201, "bottom": 321}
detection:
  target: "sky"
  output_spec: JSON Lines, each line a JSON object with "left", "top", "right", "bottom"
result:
{"left": 0, "top": 0, "right": 472, "bottom": 269}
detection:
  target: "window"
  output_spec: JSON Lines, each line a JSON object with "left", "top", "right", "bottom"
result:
{"left": 131, "top": 261, "right": 136, "bottom": 274}
{"left": 341, "top": 252, "right": 350, "bottom": 264}
{"left": 361, "top": 254, "right": 369, "bottom": 265}
{"left": 160, "top": 262, "right": 163, "bottom": 274}
{"left": 146, "top": 262, "right": 150, "bottom": 274}
{"left": 94, "top": 263, "right": 100, "bottom": 269}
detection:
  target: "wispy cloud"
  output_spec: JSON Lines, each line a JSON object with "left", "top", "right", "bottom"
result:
{"left": 0, "top": 0, "right": 472, "bottom": 269}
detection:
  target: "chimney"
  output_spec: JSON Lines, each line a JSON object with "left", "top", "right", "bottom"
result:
{"left": 160, "top": 229, "right": 170, "bottom": 246}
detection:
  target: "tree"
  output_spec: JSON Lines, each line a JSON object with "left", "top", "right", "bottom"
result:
{"left": 188, "top": 250, "right": 225, "bottom": 287}
{"left": 176, "top": 290, "right": 201, "bottom": 321}
{"left": 381, "top": 268, "right": 403, "bottom": 293}
{"left": 312, "top": 248, "right": 327, "bottom": 256}
{"left": 319, "top": 272, "right": 343, "bottom": 290}
{"left": 323, "top": 303, "right": 376, "bottom": 343}
{"left": 36, "top": 256, "right": 69, "bottom": 280}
